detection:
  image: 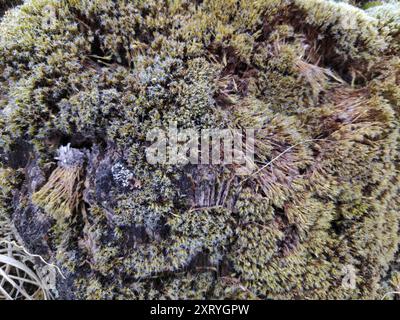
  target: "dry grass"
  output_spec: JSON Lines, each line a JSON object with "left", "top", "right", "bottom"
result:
{"left": 295, "top": 58, "right": 344, "bottom": 99}
{"left": 0, "top": 239, "right": 50, "bottom": 300}
{"left": 0, "top": 219, "right": 63, "bottom": 300}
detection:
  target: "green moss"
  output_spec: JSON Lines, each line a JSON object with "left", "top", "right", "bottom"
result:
{"left": 0, "top": 0, "right": 400, "bottom": 300}
{"left": 366, "top": 1, "right": 400, "bottom": 52}
{"left": 363, "top": 1, "right": 383, "bottom": 10}
{"left": 0, "top": 167, "right": 22, "bottom": 228}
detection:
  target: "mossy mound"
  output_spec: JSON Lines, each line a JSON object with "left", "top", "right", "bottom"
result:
{"left": 1, "top": 0, "right": 400, "bottom": 299}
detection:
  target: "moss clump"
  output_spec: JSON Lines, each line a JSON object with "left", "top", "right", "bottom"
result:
{"left": 32, "top": 144, "right": 85, "bottom": 220}
{"left": 366, "top": 1, "right": 400, "bottom": 52}
{"left": 0, "top": 167, "right": 22, "bottom": 226}
{"left": 0, "top": 0, "right": 400, "bottom": 300}
{"left": 0, "top": 1, "right": 23, "bottom": 17}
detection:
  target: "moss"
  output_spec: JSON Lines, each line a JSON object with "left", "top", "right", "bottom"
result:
{"left": 366, "top": 1, "right": 400, "bottom": 52}
{"left": 32, "top": 165, "right": 83, "bottom": 219}
{"left": 0, "top": 0, "right": 400, "bottom": 300}
{"left": 0, "top": 167, "right": 22, "bottom": 229}
{"left": 32, "top": 144, "right": 85, "bottom": 220}
{"left": 362, "top": 1, "right": 384, "bottom": 10}
{"left": 0, "top": 1, "right": 23, "bottom": 17}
